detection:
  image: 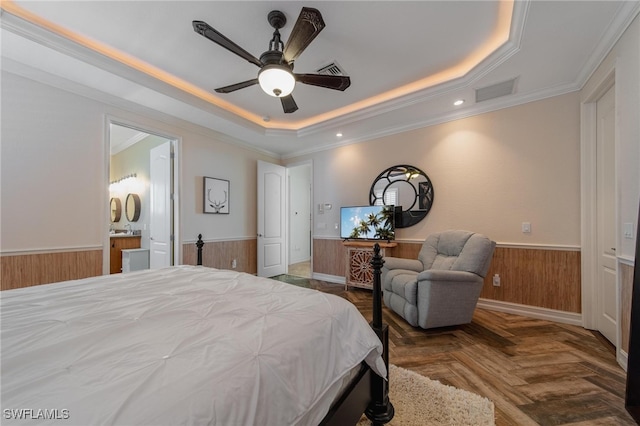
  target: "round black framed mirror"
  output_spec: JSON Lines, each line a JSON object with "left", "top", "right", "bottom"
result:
{"left": 369, "top": 165, "right": 434, "bottom": 228}
{"left": 125, "top": 193, "right": 141, "bottom": 222}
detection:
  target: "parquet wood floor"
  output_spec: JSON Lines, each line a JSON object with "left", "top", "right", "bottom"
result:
{"left": 302, "top": 278, "right": 637, "bottom": 425}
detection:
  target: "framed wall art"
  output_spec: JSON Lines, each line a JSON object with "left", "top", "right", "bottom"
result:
{"left": 203, "top": 177, "right": 229, "bottom": 214}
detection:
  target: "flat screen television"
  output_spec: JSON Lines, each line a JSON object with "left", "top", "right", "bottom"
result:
{"left": 340, "top": 205, "right": 395, "bottom": 241}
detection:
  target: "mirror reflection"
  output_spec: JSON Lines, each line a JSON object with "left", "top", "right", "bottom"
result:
{"left": 369, "top": 165, "right": 434, "bottom": 228}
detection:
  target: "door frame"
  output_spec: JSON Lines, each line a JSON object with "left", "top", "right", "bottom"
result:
{"left": 286, "top": 160, "right": 313, "bottom": 276}
{"left": 581, "top": 66, "right": 620, "bottom": 350}
{"left": 104, "top": 116, "right": 181, "bottom": 274}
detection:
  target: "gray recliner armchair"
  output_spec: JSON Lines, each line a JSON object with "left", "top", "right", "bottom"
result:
{"left": 382, "top": 230, "right": 496, "bottom": 329}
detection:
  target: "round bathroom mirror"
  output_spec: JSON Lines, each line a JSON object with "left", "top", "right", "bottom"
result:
{"left": 369, "top": 165, "right": 434, "bottom": 228}
{"left": 110, "top": 197, "right": 122, "bottom": 222}
{"left": 125, "top": 193, "right": 141, "bottom": 222}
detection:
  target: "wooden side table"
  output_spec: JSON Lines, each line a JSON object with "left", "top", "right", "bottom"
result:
{"left": 343, "top": 241, "right": 397, "bottom": 290}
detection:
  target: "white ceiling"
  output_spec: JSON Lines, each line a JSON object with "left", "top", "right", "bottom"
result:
{"left": 2, "top": 1, "right": 639, "bottom": 158}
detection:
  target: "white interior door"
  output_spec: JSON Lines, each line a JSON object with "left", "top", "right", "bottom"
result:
{"left": 149, "top": 141, "right": 172, "bottom": 269}
{"left": 596, "top": 85, "right": 617, "bottom": 345}
{"left": 257, "top": 160, "right": 286, "bottom": 277}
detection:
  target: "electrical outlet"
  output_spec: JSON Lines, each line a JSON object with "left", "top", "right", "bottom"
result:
{"left": 522, "top": 222, "right": 531, "bottom": 233}
{"left": 231, "top": 259, "right": 237, "bottom": 269}
{"left": 492, "top": 274, "right": 501, "bottom": 287}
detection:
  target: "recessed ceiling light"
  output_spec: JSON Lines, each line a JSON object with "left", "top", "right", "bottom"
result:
{"left": 453, "top": 99, "right": 465, "bottom": 106}
{"left": 336, "top": 132, "right": 343, "bottom": 137}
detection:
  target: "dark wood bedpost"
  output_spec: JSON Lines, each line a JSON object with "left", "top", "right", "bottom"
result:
{"left": 196, "top": 234, "right": 204, "bottom": 266}
{"left": 365, "top": 243, "right": 394, "bottom": 425}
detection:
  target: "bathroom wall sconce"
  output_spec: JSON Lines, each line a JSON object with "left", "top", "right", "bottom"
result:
{"left": 109, "top": 173, "right": 137, "bottom": 190}
{"left": 109, "top": 173, "right": 143, "bottom": 195}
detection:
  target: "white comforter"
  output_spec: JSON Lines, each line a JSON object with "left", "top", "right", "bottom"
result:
{"left": 1, "top": 266, "right": 386, "bottom": 426}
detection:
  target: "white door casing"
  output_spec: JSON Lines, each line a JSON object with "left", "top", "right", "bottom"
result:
{"left": 257, "top": 160, "right": 287, "bottom": 277}
{"left": 596, "top": 85, "right": 618, "bottom": 345}
{"left": 288, "top": 163, "right": 312, "bottom": 266}
{"left": 149, "top": 141, "right": 172, "bottom": 269}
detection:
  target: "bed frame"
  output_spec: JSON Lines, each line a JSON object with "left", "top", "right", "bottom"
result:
{"left": 195, "top": 234, "right": 393, "bottom": 425}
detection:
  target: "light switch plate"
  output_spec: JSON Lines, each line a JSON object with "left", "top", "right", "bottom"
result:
{"left": 624, "top": 222, "right": 634, "bottom": 239}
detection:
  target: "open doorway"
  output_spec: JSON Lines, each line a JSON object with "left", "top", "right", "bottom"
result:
{"left": 288, "top": 162, "right": 312, "bottom": 278}
{"left": 106, "top": 121, "right": 179, "bottom": 274}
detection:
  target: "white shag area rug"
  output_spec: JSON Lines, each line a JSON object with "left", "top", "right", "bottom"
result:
{"left": 358, "top": 364, "right": 495, "bottom": 425}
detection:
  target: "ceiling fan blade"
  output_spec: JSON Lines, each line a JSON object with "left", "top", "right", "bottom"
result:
{"left": 283, "top": 7, "right": 325, "bottom": 63}
{"left": 192, "top": 21, "right": 262, "bottom": 67}
{"left": 214, "top": 78, "right": 259, "bottom": 94}
{"left": 280, "top": 95, "right": 298, "bottom": 114}
{"left": 296, "top": 74, "right": 351, "bottom": 91}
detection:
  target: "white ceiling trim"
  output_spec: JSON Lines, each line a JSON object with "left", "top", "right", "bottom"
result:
{"left": 110, "top": 131, "right": 149, "bottom": 156}
{"left": 573, "top": 1, "right": 640, "bottom": 89}
{"left": 3, "top": 1, "right": 639, "bottom": 161}
{"left": 285, "top": 1, "right": 530, "bottom": 139}
{"left": 0, "top": 1, "right": 525, "bottom": 136}
{"left": 282, "top": 81, "right": 582, "bottom": 160}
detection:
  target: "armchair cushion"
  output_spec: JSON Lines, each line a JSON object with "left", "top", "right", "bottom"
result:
{"left": 419, "top": 230, "right": 495, "bottom": 278}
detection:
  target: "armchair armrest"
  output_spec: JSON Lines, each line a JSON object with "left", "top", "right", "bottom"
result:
{"left": 415, "top": 269, "right": 484, "bottom": 329}
{"left": 383, "top": 257, "right": 423, "bottom": 272}
{"left": 417, "top": 269, "right": 481, "bottom": 283}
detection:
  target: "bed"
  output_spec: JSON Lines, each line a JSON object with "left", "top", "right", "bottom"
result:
{"left": 1, "top": 238, "right": 393, "bottom": 425}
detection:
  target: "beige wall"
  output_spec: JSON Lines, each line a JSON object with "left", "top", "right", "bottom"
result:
{"left": 290, "top": 92, "right": 581, "bottom": 247}
{"left": 0, "top": 71, "right": 276, "bottom": 260}
{"left": 1, "top": 72, "right": 105, "bottom": 252}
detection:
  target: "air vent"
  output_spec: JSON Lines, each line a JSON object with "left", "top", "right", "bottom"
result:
{"left": 475, "top": 78, "right": 517, "bottom": 103}
{"left": 316, "top": 61, "right": 345, "bottom": 76}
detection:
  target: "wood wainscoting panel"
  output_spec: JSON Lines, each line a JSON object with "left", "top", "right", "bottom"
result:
{"left": 1, "top": 249, "right": 103, "bottom": 291}
{"left": 312, "top": 239, "right": 420, "bottom": 277}
{"left": 312, "top": 239, "right": 581, "bottom": 313}
{"left": 621, "top": 262, "right": 634, "bottom": 353}
{"left": 313, "top": 239, "right": 346, "bottom": 276}
{"left": 182, "top": 238, "right": 257, "bottom": 274}
{"left": 482, "top": 247, "right": 581, "bottom": 313}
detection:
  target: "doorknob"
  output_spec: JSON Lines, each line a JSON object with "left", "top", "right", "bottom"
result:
{"left": 257, "top": 233, "right": 263, "bottom": 237}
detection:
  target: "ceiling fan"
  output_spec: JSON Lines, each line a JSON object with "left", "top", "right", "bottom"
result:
{"left": 193, "top": 7, "right": 351, "bottom": 114}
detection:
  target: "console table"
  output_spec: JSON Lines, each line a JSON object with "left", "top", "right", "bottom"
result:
{"left": 343, "top": 241, "right": 397, "bottom": 290}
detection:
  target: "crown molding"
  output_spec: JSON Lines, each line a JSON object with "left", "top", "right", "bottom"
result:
{"left": 1, "top": 0, "right": 524, "bottom": 138}
{"left": 295, "top": 0, "right": 530, "bottom": 139}
{"left": 283, "top": 81, "right": 581, "bottom": 159}
{"left": 3, "top": 0, "right": 637, "bottom": 161}
{"left": 576, "top": 1, "right": 640, "bottom": 89}
{"left": 110, "top": 131, "right": 149, "bottom": 156}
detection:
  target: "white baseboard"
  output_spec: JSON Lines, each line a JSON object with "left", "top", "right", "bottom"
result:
{"left": 312, "top": 273, "right": 345, "bottom": 285}
{"left": 477, "top": 298, "right": 583, "bottom": 326}
{"left": 619, "top": 349, "right": 628, "bottom": 372}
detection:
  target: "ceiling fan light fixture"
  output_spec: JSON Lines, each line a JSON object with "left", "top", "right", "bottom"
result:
{"left": 258, "top": 65, "right": 296, "bottom": 97}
